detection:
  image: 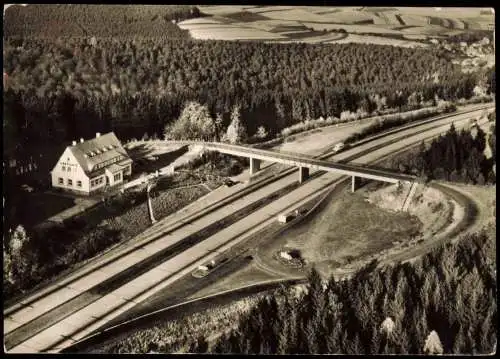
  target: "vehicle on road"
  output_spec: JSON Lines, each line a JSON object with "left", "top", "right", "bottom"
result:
{"left": 192, "top": 258, "right": 228, "bottom": 278}
{"left": 333, "top": 142, "right": 345, "bottom": 152}
{"left": 224, "top": 179, "right": 237, "bottom": 187}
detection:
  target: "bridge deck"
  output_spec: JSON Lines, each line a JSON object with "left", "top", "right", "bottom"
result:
{"left": 180, "top": 141, "right": 416, "bottom": 183}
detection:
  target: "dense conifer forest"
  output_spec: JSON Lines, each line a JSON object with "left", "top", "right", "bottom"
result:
{"left": 3, "top": 37, "right": 492, "bottom": 148}
{"left": 202, "top": 230, "right": 496, "bottom": 354}
{"left": 3, "top": 4, "right": 199, "bottom": 39}
{"left": 389, "top": 120, "right": 496, "bottom": 184}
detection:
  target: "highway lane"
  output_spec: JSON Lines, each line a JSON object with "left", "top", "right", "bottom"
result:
{"left": 4, "top": 105, "right": 492, "bottom": 352}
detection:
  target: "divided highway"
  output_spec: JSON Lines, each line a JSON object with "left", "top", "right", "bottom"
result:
{"left": 3, "top": 104, "right": 493, "bottom": 353}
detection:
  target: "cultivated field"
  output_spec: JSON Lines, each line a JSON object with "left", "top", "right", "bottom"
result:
{"left": 181, "top": 6, "right": 493, "bottom": 46}
{"left": 324, "top": 33, "right": 426, "bottom": 47}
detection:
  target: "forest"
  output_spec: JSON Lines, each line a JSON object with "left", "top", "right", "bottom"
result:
{"left": 3, "top": 4, "right": 199, "bottom": 39}
{"left": 201, "top": 230, "right": 496, "bottom": 354}
{"left": 3, "top": 36, "right": 493, "bottom": 152}
{"left": 389, "top": 120, "right": 496, "bottom": 185}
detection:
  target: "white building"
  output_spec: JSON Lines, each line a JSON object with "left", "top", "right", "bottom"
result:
{"left": 51, "top": 132, "right": 133, "bottom": 195}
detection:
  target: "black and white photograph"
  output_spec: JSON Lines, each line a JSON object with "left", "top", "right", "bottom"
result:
{"left": 2, "top": 4, "right": 496, "bottom": 354}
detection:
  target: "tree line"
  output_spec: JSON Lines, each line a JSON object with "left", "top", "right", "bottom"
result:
{"left": 200, "top": 230, "right": 496, "bottom": 354}
{"left": 389, "top": 119, "right": 496, "bottom": 185}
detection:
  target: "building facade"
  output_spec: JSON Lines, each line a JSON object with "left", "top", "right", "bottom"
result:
{"left": 51, "top": 132, "right": 133, "bottom": 195}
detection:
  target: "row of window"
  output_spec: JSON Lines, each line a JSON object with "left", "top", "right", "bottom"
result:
{"left": 56, "top": 173, "right": 122, "bottom": 189}
{"left": 91, "top": 177, "right": 104, "bottom": 187}
{"left": 95, "top": 155, "right": 123, "bottom": 170}
{"left": 58, "top": 178, "right": 82, "bottom": 187}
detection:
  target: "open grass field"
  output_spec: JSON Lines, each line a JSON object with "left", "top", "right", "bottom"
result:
{"left": 183, "top": 6, "right": 493, "bottom": 45}
{"left": 254, "top": 184, "right": 423, "bottom": 278}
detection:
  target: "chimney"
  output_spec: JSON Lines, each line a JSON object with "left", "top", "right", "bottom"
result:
{"left": 72, "top": 141, "right": 77, "bottom": 146}
{"left": 96, "top": 132, "right": 101, "bottom": 138}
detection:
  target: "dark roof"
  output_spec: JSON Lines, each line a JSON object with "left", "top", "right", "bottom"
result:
{"left": 68, "top": 132, "right": 131, "bottom": 175}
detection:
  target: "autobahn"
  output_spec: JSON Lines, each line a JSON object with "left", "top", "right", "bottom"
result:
{"left": 3, "top": 104, "right": 493, "bottom": 353}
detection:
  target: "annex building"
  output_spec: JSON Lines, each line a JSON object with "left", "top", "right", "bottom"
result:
{"left": 51, "top": 132, "right": 132, "bottom": 195}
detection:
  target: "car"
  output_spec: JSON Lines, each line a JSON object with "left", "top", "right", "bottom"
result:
{"left": 224, "top": 179, "right": 236, "bottom": 187}
{"left": 333, "top": 142, "right": 344, "bottom": 152}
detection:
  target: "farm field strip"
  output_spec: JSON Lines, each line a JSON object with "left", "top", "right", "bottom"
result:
{"left": 5, "top": 106, "right": 491, "bottom": 353}
{"left": 324, "top": 33, "right": 426, "bottom": 47}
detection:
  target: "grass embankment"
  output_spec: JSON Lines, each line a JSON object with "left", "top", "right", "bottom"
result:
{"left": 86, "top": 295, "right": 264, "bottom": 354}
{"left": 285, "top": 190, "right": 422, "bottom": 274}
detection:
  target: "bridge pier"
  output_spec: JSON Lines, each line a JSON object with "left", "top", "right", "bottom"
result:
{"left": 351, "top": 175, "right": 362, "bottom": 192}
{"left": 249, "top": 158, "right": 261, "bottom": 175}
{"left": 299, "top": 166, "right": 310, "bottom": 183}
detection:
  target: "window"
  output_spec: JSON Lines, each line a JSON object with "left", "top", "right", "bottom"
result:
{"left": 58, "top": 177, "right": 63, "bottom": 185}
{"left": 68, "top": 179, "right": 73, "bottom": 186}
{"left": 114, "top": 173, "right": 121, "bottom": 181}
{"left": 77, "top": 180, "right": 82, "bottom": 188}
{"left": 62, "top": 165, "right": 66, "bottom": 172}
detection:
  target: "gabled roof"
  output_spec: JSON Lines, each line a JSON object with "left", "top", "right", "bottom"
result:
{"left": 68, "top": 132, "right": 130, "bottom": 174}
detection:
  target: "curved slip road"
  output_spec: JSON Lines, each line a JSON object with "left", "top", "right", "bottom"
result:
{"left": 4, "top": 104, "right": 493, "bottom": 353}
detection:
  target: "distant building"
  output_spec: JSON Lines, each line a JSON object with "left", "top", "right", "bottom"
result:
{"left": 51, "top": 132, "right": 133, "bottom": 195}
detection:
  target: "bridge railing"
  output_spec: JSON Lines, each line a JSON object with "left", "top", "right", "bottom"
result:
{"left": 160, "top": 140, "right": 416, "bottom": 182}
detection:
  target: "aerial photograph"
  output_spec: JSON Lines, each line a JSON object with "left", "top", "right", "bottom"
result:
{"left": 2, "top": 4, "right": 496, "bottom": 354}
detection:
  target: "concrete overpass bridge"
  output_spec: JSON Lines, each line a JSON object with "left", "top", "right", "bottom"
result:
{"left": 166, "top": 141, "right": 417, "bottom": 192}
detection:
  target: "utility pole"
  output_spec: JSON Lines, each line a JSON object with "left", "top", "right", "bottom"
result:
{"left": 147, "top": 181, "right": 157, "bottom": 224}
